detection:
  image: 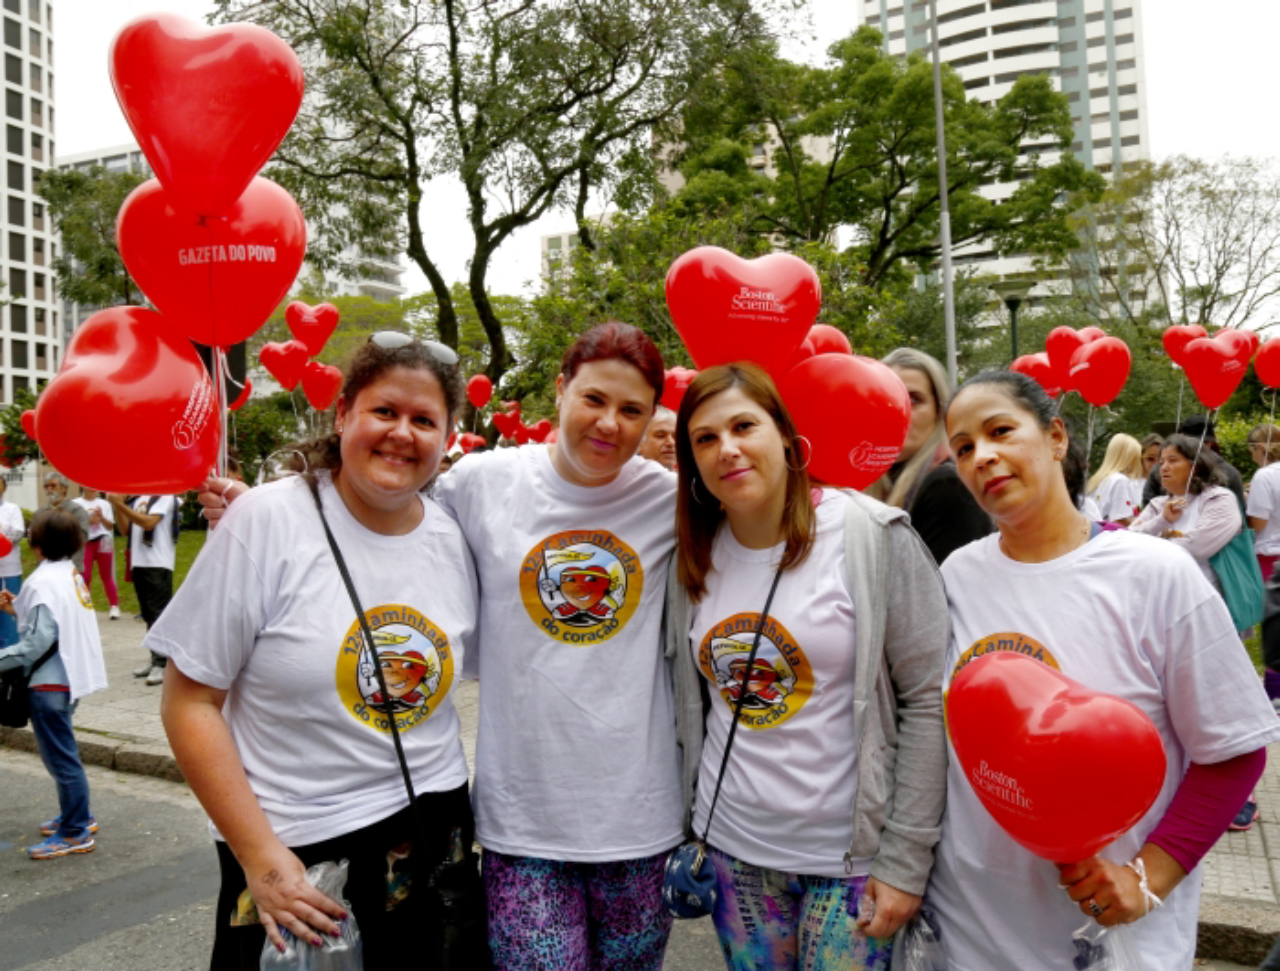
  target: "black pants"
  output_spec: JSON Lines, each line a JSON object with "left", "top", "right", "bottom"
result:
{"left": 211, "top": 783, "right": 476, "bottom": 971}
{"left": 132, "top": 566, "right": 172, "bottom": 665}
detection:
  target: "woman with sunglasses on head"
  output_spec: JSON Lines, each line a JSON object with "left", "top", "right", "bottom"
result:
{"left": 926, "top": 371, "right": 1279, "bottom": 971}
{"left": 149, "top": 335, "right": 481, "bottom": 969}
{"left": 666, "top": 364, "right": 949, "bottom": 970}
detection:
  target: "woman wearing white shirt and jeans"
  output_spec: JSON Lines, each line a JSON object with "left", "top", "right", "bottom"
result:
{"left": 0, "top": 477, "right": 25, "bottom": 646}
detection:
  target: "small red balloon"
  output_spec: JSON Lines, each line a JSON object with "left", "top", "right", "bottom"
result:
{"left": 528, "top": 419, "right": 553, "bottom": 443}
{"left": 1010, "top": 353, "right": 1061, "bottom": 398}
{"left": 1183, "top": 331, "right": 1253, "bottom": 409}
{"left": 20, "top": 409, "right": 34, "bottom": 440}
{"left": 301, "top": 361, "right": 343, "bottom": 411}
{"left": 661, "top": 367, "right": 698, "bottom": 413}
{"left": 285, "top": 302, "right": 340, "bottom": 356}
{"left": 259, "top": 340, "right": 309, "bottom": 391}
{"left": 947, "top": 651, "right": 1166, "bottom": 863}
{"left": 0, "top": 534, "right": 12, "bottom": 557}
{"left": 467, "top": 374, "right": 493, "bottom": 410}
{"left": 1068, "top": 337, "right": 1131, "bottom": 407}
{"left": 807, "top": 323, "right": 852, "bottom": 356}
{"left": 1257, "top": 338, "right": 1280, "bottom": 389}
{"left": 1162, "top": 324, "right": 1208, "bottom": 366}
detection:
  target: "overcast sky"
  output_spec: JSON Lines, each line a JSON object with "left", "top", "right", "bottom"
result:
{"left": 54, "top": 0, "right": 1278, "bottom": 299}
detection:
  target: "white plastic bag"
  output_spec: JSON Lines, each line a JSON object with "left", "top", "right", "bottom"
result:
{"left": 889, "top": 908, "right": 946, "bottom": 971}
{"left": 260, "top": 859, "right": 362, "bottom": 971}
{"left": 1071, "top": 922, "right": 1143, "bottom": 971}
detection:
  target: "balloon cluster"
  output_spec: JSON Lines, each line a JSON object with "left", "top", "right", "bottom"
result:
{"left": 1012, "top": 326, "right": 1132, "bottom": 407}
{"left": 31, "top": 14, "right": 307, "bottom": 493}
{"left": 491, "top": 400, "right": 552, "bottom": 445}
{"left": 259, "top": 302, "right": 344, "bottom": 410}
{"left": 665, "top": 247, "right": 908, "bottom": 489}
{"left": 1165, "top": 325, "right": 1258, "bottom": 408}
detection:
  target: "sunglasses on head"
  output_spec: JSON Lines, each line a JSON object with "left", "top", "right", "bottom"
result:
{"left": 367, "top": 331, "right": 459, "bottom": 366}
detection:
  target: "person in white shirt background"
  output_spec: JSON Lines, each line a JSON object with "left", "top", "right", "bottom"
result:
{"left": 1086, "top": 433, "right": 1146, "bottom": 525}
{"left": 0, "top": 476, "right": 26, "bottom": 646}
{"left": 1246, "top": 423, "right": 1280, "bottom": 582}
{"left": 107, "top": 492, "right": 179, "bottom": 685}
{"left": 73, "top": 487, "right": 120, "bottom": 620}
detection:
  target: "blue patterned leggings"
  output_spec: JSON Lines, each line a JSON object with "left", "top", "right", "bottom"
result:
{"left": 483, "top": 848, "right": 674, "bottom": 971}
{"left": 708, "top": 846, "right": 895, "bottom": 971}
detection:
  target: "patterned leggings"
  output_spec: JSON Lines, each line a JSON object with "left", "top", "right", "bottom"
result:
{"left": 708, "top": 846, "right": 894, "bottom": 971}
{"left": 483, "top": 848, "right": 674, "bottom": 971}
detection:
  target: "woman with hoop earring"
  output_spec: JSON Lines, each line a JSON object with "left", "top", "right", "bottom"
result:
{"left": 666, "top": 364, "right": 949, "bottom": 969}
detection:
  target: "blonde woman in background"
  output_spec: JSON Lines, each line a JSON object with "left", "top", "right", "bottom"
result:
{"left": 868, "top": 349, "right": 991, "bottom": 565}
{"left": 1086, "top": 433, "right": 1145, "bottom": 525}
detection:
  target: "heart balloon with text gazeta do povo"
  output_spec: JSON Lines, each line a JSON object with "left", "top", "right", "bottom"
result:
{"left": 118, "top": 176, "right": 306, "bottom": 348}
{"left": 110, "top": 13, "right": 304, "bottom": 218}
{"left": 946, "top": 651, "right": 1166, "bottom": 863}
{"left": 666, "top": 247, "right": 821, "bottom": 371}
{"left": 36, "top": 307, "right": 220, "bottom": 494}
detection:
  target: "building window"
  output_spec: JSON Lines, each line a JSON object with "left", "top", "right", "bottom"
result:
{"left": 34, "top": 341, "right": 43, "bottom": 369}
{"left": 11, "top": 338, "right": 26, "bottom": 368}
{"left": 33, "top": 305, "right": 42, "bottom": 334}
{"left": 6, "top": 159, "right": 19, "bottom": 190}
{"left": 31, "top": 235, "right": 40, "bottom": 264}
{"left": 1, "top": 0, "right": 15, "bottom": 13}
{"left": 4, "top": 123, "right": 17, "bottom": 155}
{"left": 1059, "top": 41, "right": 1077, "bottom": 53}
{"left": 28, "top": 97, "right": 38, "bottom": 127}
{"left": 27, "top": 0, "right": 37, "bottom": 23}
{"left": 990, "top": 0, "right": 1044, "bottom": 9}
{"left": 940, "top": 27, "right": 986, "bottom": 49}
{"left": 1119, "top": 109, "right": 1138, "bottom": 122}
{"left": 1114, "top": 8, "right": 1133, "bottom": 19}
{"left": 28, "top": 62, "right": 38, "bottom": 93}
{"left": 12, "top": 375, "right": 26, "bottom": 393}
{"left": 939, "top": 3, "right": 986, "bottom": 25}
{"left": 1060, "top": 65, "right": 1079, "bottom": 78}
{"left": 1087, "top": 35, "right": 1107, "bottom": 48}
{"left": 993, "top": 18, "right": 1054, "bottom": 35}
{"left": 888, "top": 29, "right": 904, "bottom": 40}
{"left": 103, "top": 154, "right": 128, "bottom": 173}
{"left": 950, "top": 51, "right": 989, "bottom": 68}
{"left": 26, "top": 27, "right": 35, "bottom": 56}
{"left": 2, "top": 18, "right": 16, "bottom": 49}
{"left": 1115, "top": 58, "right": 1136, "bottom": 71}
{"left": 29, "top": 130, "right": 38, "bottom": 161}
{"left": 964, "top": 77, "right": 990, "bottom": 90}
{"left": 1057, "top": 15, "right": 1076, "bottom": 28}
{"left": 3, "top": 52, "right": 15, "bottom": 84}
{"left": 8, "top": 231, "right": 22, "bottom": 261}
{"left": 993, "top": 43, "right": 1055, "bottom": 59}
{"left": 1086, "top": 10, "right": 1105, "bottom": 22}
{"left": 1121, "top": 135, "right": 1140, "bottom": 147}
{"left": 9, "top": 302, "right": 24, "bottom": 332}
{"left": 6, "top": 194, "right": 19, "bottom": 225}
{"left": 3, "top": 89, "right": 17, "bottom": 121}
{"left": 8, "top": 267, "right": 23, "bottom": 298}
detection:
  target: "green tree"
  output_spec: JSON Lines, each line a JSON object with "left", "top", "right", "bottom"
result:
{"left": 0, "top": 386, "right": 39, "bottom": 468}
{"left": 228, "top": 392, "right": 301, "bottom": 484}
{"left": 38, "top": 166, "right": 146, "bottom": 307}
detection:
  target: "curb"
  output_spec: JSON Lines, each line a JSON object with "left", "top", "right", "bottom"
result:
{"left": 0, "top": 724, "right": 185, "bottom": 784}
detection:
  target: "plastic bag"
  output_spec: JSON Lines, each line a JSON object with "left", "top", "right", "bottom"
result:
{"left": 260, "top": 859, "right": 362, "bottom": 971}
{"left": 1071, "top": 922, "right": 1143, "bottom": 971}
{"left": 889, "top": 909, "right": 946, "bottom": 971}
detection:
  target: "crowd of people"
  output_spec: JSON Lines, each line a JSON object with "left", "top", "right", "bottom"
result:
{"left": 7, "top": 326, "right": 1280, "bottom": 971}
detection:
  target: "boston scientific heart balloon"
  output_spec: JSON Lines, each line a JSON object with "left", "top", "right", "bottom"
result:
{"left": 259, "top": 340, "right": 309, "bottom": 391}
{"left": 118, "top": 177, "right": 306, "bottom": 347}
{"left": 947, "top": 651, "right": 1166, "bottom": 863}
{"left": 285, "top": 301, "right": 340, "bottom": 356}
{"left": 1010, "top": 353, "right": 1061, "bottom": 398}
{"left": 1257, "top": 338, "right": 1280, "bottom": 389}
{"left": 807, "top": 323, "right": 852, "bottom": 357}
{"left": 1162, "top": 324, "right": 1208, "bottom": 366}
{"left": 36, "top": 307, "right": 220, "bottom": 493}
{"left": 110, "top": 14, "right": 304, "bottom": 217}
{"left": 1183, "top": 332, "right": 1252, "bottom": 409}
{"left": 1068, "top": 337, "right": 1131, "bottom": 407}
{"left": 776, "top": 354, "right": 910, "bottom": 490}
{"left": 301, "top": 361, "right": 343, "bottom": 411}
{"left": 666, "top": 247, "right": 820, "bottom": 370}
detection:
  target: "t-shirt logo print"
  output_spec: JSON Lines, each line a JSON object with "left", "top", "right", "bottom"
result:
{"left": 698, "top": 613, "right": 814, "bottom": 729}
{"left": 519, "top": 530, "right": 644, "bottom": 646}
{"left": 335, "top": 604, "right": 455, "bottom": 734}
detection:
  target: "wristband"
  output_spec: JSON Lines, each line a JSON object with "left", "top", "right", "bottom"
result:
{"left": 1125, "top": 857, "right": 1163, "bottom": 915}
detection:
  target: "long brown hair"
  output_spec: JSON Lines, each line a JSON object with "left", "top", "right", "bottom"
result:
{"left": 675, "top": 364, "right": 816, "bottom": 602}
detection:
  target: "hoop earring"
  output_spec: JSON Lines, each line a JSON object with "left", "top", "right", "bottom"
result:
{"left": 786, "top": 435, "right": 812, "bottom": 473}
{"left": 691, "top": 477, "right": 708, "bottom": 505}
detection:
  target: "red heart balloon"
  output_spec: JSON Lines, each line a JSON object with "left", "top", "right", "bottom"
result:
{"left": 259, "top": 340, "right": 309, "bottom": 391}
{"left": 1045, "top": 326, "right": 1103, "bottom": 391}
{"left": 776, "top": 354, "right": 910, "bottom": 490}
{"left": 36, "top": 307, "right": 220, "bottom": 493}
{"left": 528, "top": 419, "right": 553, "bottom": 443}
{"left": 1010, "top": 353, "right": 1061, "bottom": 398}
{"left": 301, "top": 361, "right": 343, "bottom": 411}
{"left": 493, "top": 411, "right": 522, "bottom": 440}
{"left": 666, "top": 247, "right": 820, "bottom": 370}
{"left": 512, "top": 423, "right": 531, "bottom": 445}
{"left": 1257, "top": 339, "right": 1280, "bottom": 388}
{"left": 118, "top": 177, "right": 306, "bottom": 347}
{"left": 1216, "top": 328, "right": 1257, "bottom": 367}
{"left": 110, "top": 14, "right": 304, "bottom": 217}
{"left": 1183, "top": 333, "right": 1251, "bottom": 409}
{"left": 229, "top": 378, "right": 253, "bottom": 412}
{"left": 467, "top": 374, "right": 493, "bottom": 410}
{"left": 787, "top": 337, "right": 817, "bottom": 370}
{"left": 458, "top": 432, "right": 486, "bottom": 454}
{"left": 0, "top": 534, "right": 12, "bottom": 557}
{"left": 807, "top": 323, "right": 852, "bottom": 356}
{"left": 285, "top": 302, "right": 340, "bottom": 356}
{"left": 1068, "top": 337, "right": 1131, "bottom": 407}
{"left": 661, "top": 367, "right": 698, "bottom": 412}
{"left": 947, "top": 651, "right": 1166, "bottom": 863}
{"left": 1161, "top": 324, "right": 1208, "bottom": 366}
{"left": 20, "top": 409, "right": 34, "bottom": 440}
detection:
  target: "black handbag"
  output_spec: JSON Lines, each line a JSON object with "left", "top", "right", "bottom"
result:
{"left": 308, "top": 479, "right": 491, "bottom": 970}
{"left": 0, "top": 640, "right": 59, "bottom": 729}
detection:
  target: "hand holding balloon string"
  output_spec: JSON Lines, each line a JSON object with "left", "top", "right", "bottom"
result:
{"left": 198, "top": 476, "right": 249, "bottom": 528}
{"left": 1058, "top": 844, "right": 1181, "bottom": 927}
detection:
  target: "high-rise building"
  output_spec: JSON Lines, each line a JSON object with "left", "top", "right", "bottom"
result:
{"left": 861, "top": 0, "right": 1150, "bottom": 287}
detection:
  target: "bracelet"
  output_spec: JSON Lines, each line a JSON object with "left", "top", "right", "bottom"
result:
{"left": 1125, "top": 857, "right": 1164, "bottom": 915}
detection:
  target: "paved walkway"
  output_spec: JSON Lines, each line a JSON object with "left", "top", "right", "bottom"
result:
{"left": 1, "top": 612, "right": 1278, "bottom": 964}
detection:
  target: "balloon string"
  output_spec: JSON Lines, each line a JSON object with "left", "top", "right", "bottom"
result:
{"left": 215, "top": 347, "right": 228, "bottom": 479}
{"left": 1185, "top": 409, "right": 1212, "bottom": 499}
{"left": 1085, "top": 406, "right": 1096, "bottom": 468}
{"left": 1175, "top": 373, "right": 1184, "bottom": 429}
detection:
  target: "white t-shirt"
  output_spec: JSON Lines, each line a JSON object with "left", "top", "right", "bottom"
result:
{"left": 74, "top": 497, "right": 114, "bottom": 542}
{"left": 690, "top": 489, "right": 864, "bottom": 878}
{"left": 16, "top": 558, "right": 106, "bottom": 702}
{"left": 1078, "top": 494, "right": 1103, "bottom": 522}
{"left": 927, "top": 530, "right": 1280, "bottom": 971}
{"left": 130, "top": 496, "right": 177, "bottom": 570}
{"left": 1247, "top": 463, "right": 1280, "bottom": 554}
{"left": 0, "top": 499, "right": 23, "bottom": 576}
{"left": 1091, "top": 472, "right": 1144, "bottom": 522}
{"left": 144, "top": 474, "right": 477, "bottom": 846}
{"left": 434, "top": 445, "right": 683, "bottom": 861}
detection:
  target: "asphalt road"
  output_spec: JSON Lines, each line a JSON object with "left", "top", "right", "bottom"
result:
{"left": 0, "top": 748, "right": 725, "bottom": 971}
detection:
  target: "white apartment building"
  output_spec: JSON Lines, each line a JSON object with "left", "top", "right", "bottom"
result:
{"left": 861, "top": 0, "right": 1150, "bottom": 289}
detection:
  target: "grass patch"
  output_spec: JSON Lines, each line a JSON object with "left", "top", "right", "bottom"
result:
{"left": 20, "top": 529, "right": 209, "bottom": 614}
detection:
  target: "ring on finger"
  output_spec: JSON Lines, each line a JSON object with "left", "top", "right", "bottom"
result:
{"left": 1087, "top": 897, "right": 1103, "bottom": 918}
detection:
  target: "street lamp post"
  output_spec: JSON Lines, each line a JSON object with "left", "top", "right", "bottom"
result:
{"left": 991, "top": 280, "right": 1036, "bottom": 364}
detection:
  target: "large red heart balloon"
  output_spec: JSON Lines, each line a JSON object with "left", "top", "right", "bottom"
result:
{"left": 666, "top": 247, "right": 820, "bottom": 370}
{"left": 807, "top": 323, "right": 852, "bottom": 356}
{"left": 117, "top": 177, "right": 306, "bottom": 347}
{"left": 467, "top": 374, "right": 493, "bottom": 410}
{"left": 259, "top": 340, "right": 309, "bottom": 391}
{"left": 661, "top": 367, "right": 698, "bottom": 413}
{"left": 36, "top": 307, "right": 220, "bottom": 493}
{"left": 1045, "top": 326, "right": 1105, "bottom": 391}
{"left": 301, "top": 361, "right": 343, "bottom": 411}
{"left": 947, "top": 651, "right": 1166, "bottom": 863}
{"left": 1257, "top": 338, "right": 1280, "bottom": 388}
{"left": 285, "top": 302, "right": 340, "bottom": 356}
{"left": 1183, "top": 332, "right": 1252, "bottom": 409}
{"left": 1068, "top": 337, "right": 1131, "bottom": 407}
{"left": 1162, "top": 324, "right": 1208, "bottom": 366}
{"left": 110, "top": 14, "right": 304, "bottom": 217}
{"left": 1009, "top": 353, "right": 1061, "bottom": 398}
{"left": 776, "top": 354, "right": 910, "bottom": 490}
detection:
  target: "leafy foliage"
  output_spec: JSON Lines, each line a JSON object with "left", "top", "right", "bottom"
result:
{"left": 0, "top": 386, "right": 38, "bottom": 468}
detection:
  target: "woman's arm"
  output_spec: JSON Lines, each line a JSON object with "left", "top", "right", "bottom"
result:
{"left": 108, "top": 495, "right": 162, "bottom": 531}
{"left": 1170, "top": 489, "right": 1241, "bottom": 561}
{"left": 160, "top": 663, "right": 347, "bottom": 951}
{"left": 1128, "top": 499, "right": 1167, "bottom": 534}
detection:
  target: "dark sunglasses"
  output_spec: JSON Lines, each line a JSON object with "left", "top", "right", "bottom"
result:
{"left": 368, "top": 331, "right": 459, "bottom": 365}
